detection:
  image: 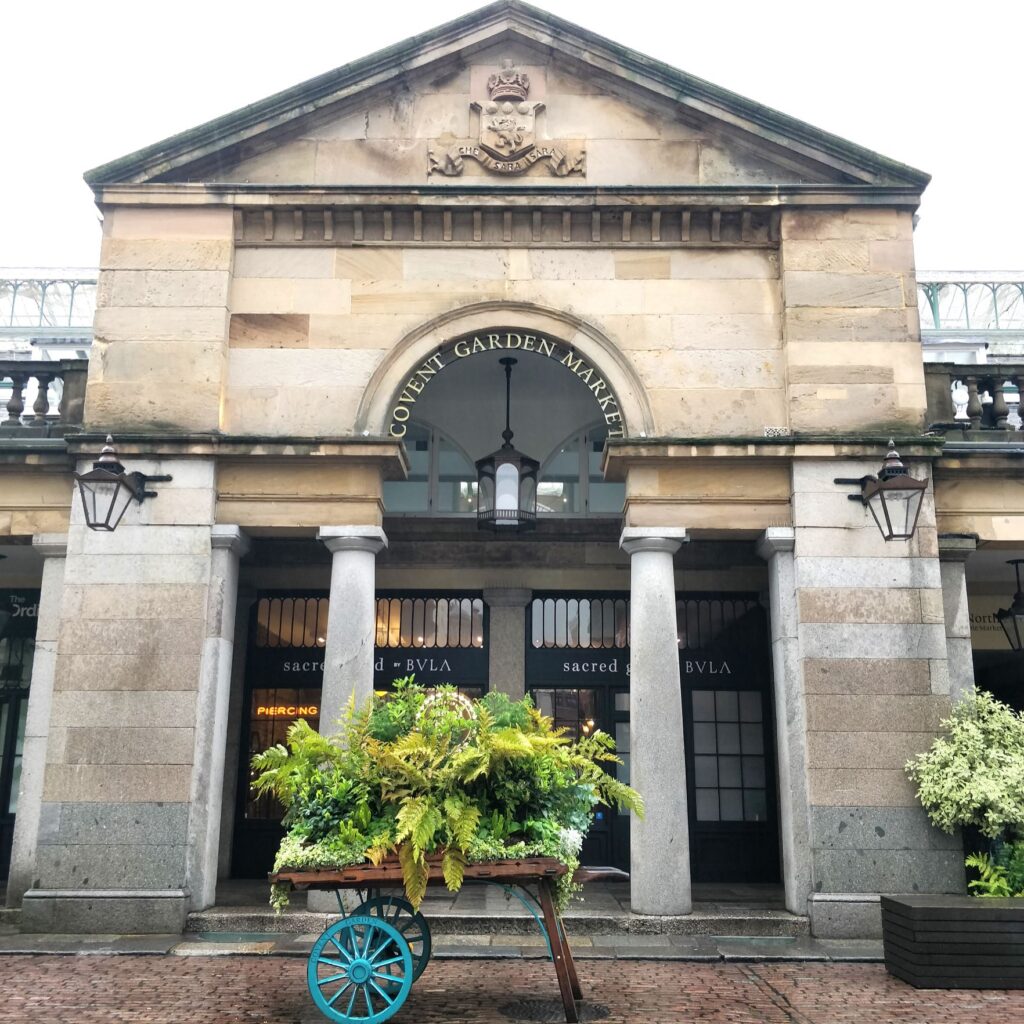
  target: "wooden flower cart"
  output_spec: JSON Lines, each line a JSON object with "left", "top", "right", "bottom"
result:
{"left": 271, "top": 856, "right": 623, "bottom": 1024}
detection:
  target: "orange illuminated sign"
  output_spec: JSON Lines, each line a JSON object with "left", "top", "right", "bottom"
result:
{"left": 255, "top": 705, "right": 319, "bottom": 719}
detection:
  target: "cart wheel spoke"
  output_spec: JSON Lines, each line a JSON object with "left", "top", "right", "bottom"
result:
{"left": 325, "top": 982, "right": 352, "bottom": 1008}
{"left": 317, "top": 971, "right": 348, "bottom": 986}
{"left": 318, "top": 956, "right": 350, "bottom": 970}
{"left": 369, "top": 981, "right": 395, "bottom": 1006}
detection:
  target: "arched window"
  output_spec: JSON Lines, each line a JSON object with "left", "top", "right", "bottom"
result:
{"left": 384, "top": 420, "right": 624, "bottom": 517}
{"left": 383, "top": 422, "right": 477, "bottom": 514}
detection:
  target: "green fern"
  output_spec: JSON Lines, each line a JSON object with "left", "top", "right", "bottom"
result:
{"left": 966, "top": 852, "right": 1019, "bottom": 897}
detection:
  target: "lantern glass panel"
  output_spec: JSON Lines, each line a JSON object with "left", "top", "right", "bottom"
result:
{"left": 77, "top": 472, "right": 135, "bottom": 532}
{"left": 997, "top": 605, "right": 1024, "bottom": 652}
{"left": 495, "top": 462, "right": 519, "bottom": 523}
{"left": 866, "top": 479, "right": 925, "bottom": 541}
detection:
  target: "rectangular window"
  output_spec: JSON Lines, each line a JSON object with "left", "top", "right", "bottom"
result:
{"left": 691, "top": 688, "right": 768, "bottom": 823}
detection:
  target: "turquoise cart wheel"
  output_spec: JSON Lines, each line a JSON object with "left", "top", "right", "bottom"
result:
{"left": 353, "top": 895, "right": 432, "bottom": 980}
{"left": 307, "top": 915, "right": 413, "bottom": 1024}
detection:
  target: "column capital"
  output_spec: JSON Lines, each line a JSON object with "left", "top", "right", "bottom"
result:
{"left": 619, "top": 526, "right": 688, "bottom": 556}
{"left": 31, "top": 534, "right": 68, "bottom": 559}
{"left": 482, "top": 587, "right": 532, "bottom": 608}
{"left": 318, "top": 526, "right": 388, "bottom": 555}
{"left": 210, "top": 525, "right": 251, "bottom": 558}
{"left": 937, "top": 533, "right": 978, "bottom": 563}
{"left": 756, "top": 527, "right": 796, "bottom": 560}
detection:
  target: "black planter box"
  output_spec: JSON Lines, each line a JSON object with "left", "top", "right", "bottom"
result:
{"left": 881, "top": 895, "right": 1024, "bottom": 989}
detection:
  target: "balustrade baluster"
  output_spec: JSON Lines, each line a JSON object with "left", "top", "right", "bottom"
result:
{"left": 1007, "top": 376, "right": 1022, "bottom": 431}
{"left": 991, "top": 378, "right": 1011, "bottom": 430}
{"left": 32, "top": 373, "right": 53, "bottom": 425}
{"left": 5, "top": 373, "right": 26, "bottom": 427}
{"left": 965, "top": 377, "right": 984, "bottom": 429}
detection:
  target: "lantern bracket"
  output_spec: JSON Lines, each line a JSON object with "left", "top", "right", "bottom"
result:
{"left": 834, "top": 475, "right": 875, "bottom": 501}
{"left": 126, "top": 472, "right": 173, "bottom": 502}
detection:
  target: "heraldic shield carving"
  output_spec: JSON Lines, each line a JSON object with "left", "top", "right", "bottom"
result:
{"left": 429, "top": 60, "right": 585, "bottom": 177}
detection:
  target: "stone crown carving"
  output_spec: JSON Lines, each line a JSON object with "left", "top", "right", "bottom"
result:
{"left": 487, "top": 60, "right": 530, "bottom": 102}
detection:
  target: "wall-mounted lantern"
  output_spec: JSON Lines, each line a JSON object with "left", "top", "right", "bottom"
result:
{"left": 997, "top": 560, "right": 1024, "bottom": 653}
{"left": 73, "top": 435, "right": 172, "bottom": 532}
{"left": 835, "top": 440, "right": 928, "bottom": 542}
{"left": 476, "top": 358, "right": 538, "bottom": 532}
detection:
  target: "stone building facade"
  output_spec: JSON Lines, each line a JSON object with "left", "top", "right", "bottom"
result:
{"left": 1, "top": 1, "right": 1022, "bottom": 938}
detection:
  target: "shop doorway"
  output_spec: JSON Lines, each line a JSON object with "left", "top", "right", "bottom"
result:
{"left": 525, "top": 592, "right": 779, "bottom": 882}
{"left": 0, "top": 590, "right": 38, "bottom": 882}
{"left": 526, "top": 594, "right": 631, "bottom": 870}
{"left": 231, "top": 591, "right": 488, "bottom": 878}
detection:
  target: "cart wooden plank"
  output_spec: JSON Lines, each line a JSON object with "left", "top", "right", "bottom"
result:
{"left": 271, "top": 855, "right": 568, "bottom": 890}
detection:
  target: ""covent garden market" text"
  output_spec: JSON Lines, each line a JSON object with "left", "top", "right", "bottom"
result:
{"left": 388, "top": 331, "right": 625, "bottom": 439}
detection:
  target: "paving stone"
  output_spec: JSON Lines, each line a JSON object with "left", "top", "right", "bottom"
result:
{"left": 1, "top": 955, "right": 1022, "bottom": 1022}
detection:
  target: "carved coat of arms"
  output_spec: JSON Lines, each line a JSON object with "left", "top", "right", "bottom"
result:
{"left": 429, "top": 60, "right": 585, "bottom": 178}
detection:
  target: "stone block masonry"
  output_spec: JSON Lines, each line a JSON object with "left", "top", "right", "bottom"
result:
{"left": 20, "top": 461, "right": 247, "bottom": 934}
{"left": 788, "top": 460, "right": 963, "bottom": 938}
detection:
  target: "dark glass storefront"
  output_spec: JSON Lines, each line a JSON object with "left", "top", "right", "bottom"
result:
{"left": 525, "top": 592, "right": 780, "bottom": 881}
{"left": 231, "top": 591, "right": 488, "bottom": 877}
{"left": 0, "top": 590, "right": 39, "bottom": 882}
{"left": 230, "top": 586, "right": 779, "bottom": 883}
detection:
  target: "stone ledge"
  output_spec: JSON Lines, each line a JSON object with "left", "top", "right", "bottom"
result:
{"left": 21, "top": 889, "right": 189, "bottom": 935}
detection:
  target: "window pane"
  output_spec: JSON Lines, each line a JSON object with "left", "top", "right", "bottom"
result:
{"left": 693, "top": 755, "right": 718, "bottom": 787}
{"left": 691, "top": 691, "right": 715, "bottom": 721}
{"left": 615, "top": 722, "right": 630, "bottom": 753}
{"left": 695, "top": 789, "right": 719, "bottom": 821}
{"left": 614, "top": 691, "right": 629, "bottom": 713}
{"left": 436, "top": 433, "right": 476, "bottom": 512}
{"left": 715, "top": 691, "right": 739, "bottom": 722}
{"left": 716, "top": 723, "right": 741, "bottom": 754}
{"left": 742, "top": 756, "right": 766, "bottom": 787}
{"left": 531, "top": 600, "right": 543, "bottom": 648}
{"left": 720, "top": 790, "right": 744, "bottom": 821}
{"left": 534, "top": 689, "right": 554, "bottom": 718}
{"left": 718, "top": 755, "right": 742, "bottom": 788}
{"left": 739, "top": 691, "right": 763, "bottom": 722}
{"left": 741, "top": 724, "right": 764, "bottom": 755}
{"left": 744, "top": 789, "right": 768, "bottom": 822}
{"left": 578, "top": 599, "right": 591, "bottom": 648}
{"left": 692, "top": 722, "right": 717, "bottom": 754}
{"left": 566, "top": 599, "right": 579, "bottom": 648}
{"left": 412, "top": 599, "right": 425, "bottom": 647}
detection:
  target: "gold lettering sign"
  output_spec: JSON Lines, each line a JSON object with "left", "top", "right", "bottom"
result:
{"left": 255, "top": 705, "right": 320, "bottom": 718}
{"left": 389, "top": 331, "right": 625, "bottom": 440}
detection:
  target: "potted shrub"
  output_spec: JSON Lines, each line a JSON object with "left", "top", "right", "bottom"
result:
{"left": 883, "top": 690, "right": 1024, "bottom": 988}
{"left": 251, "top": 677, "right": 643, "bottom": 913}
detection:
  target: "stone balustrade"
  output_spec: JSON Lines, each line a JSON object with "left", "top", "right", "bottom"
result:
{"left": 925, "top": 362, "right": 1023, "bottom": 432}
{"left": 0, "top": 359, "right": 87, "bottom": 434}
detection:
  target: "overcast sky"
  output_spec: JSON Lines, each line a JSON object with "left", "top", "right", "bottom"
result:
{"left": 2, "top": 0, "right": 1020, "bottom": 273}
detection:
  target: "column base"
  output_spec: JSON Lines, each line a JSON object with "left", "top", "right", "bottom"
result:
{"left": 808, "top": 893, "right": 882, "bottom": 938}
{"left": 21, "top": 889, "right": 189, "bottom": 934}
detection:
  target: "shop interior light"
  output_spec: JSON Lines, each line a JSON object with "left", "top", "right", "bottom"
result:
{"left": 476, "top": 358, "right": 539, "bottom": 532}
{"left": 73, "top": 435, "right": 172, "bottom": 532}
{"left": 997, "top": 560, "right": 1024, "bottom": 653}
{"left": 835, "top": 440, "right": 928, "bottom": 542}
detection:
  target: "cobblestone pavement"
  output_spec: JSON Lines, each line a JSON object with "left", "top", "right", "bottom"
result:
{"left": 1, "top": 955, "right": 1022, "bottom": 1023}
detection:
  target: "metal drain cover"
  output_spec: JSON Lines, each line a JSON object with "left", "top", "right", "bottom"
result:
{"left": 499, "top": 999, "right": 610, "bottom": 1022}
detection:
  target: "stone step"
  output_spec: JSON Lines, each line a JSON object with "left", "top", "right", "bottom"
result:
{"left": 0, "top": 908, "right": 22, "bottom": 935}
{"left": 186, "top": 906, "right": 809, "bottom": 938}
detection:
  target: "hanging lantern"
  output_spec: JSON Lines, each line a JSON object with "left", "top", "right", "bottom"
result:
{"left": 74, "top": 435, "right": 172, "bottom": 532}
{"left": 476, "top": 358, "right": 539, "bottom": 532}
{"left": 860, "top": 441, "right": 928, "bottom": 541}
{"left": 997, "top": 560, "right": 1024, "bottom": 653}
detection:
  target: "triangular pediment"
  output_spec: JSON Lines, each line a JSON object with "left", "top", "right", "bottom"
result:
{"left": 85, "top": 2, "right": 928, "bottom": 191}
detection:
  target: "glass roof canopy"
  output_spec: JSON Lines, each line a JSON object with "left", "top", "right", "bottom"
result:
{"left": 918, "top": 276, "right": 1024, "bottom": 332}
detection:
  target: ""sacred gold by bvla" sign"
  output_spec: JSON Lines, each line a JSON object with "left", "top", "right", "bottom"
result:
{"left": 389, "top": 330, "right": 625, "bottom": 439}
